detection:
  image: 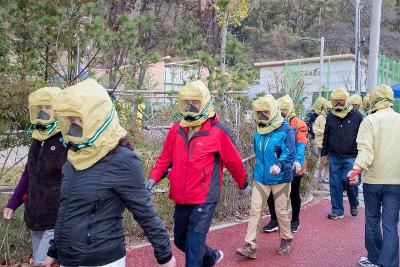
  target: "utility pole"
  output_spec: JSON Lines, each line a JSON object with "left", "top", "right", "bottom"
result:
{"left": 319, "top": 37, "right": 325, "bottom": 96}
{"left": 367, "top": 0, "right": 382, "bottom": 92}
{"left": 354, "top": 0, "right": 361, "bottom": 94}
{"left": 76, "top": 40, "right": 80, "bottom": 83}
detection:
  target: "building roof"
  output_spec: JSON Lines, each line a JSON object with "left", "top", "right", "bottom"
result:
{"left": 164, "top": 59, "right": 200, "bottom": 67}
{"left": 254, "top": 54, "right": 367, "bottom": 68}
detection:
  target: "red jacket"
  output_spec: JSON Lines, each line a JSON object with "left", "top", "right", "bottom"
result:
{"left": 150, "top": 115, "right": 248, "bottom": 204}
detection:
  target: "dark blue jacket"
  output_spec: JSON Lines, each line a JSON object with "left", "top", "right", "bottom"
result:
{"left": 305, "top": 111, "right": 318, "bottom": 139}
{"left": 253, "top": 121, "right": 296, "bottom": 185}
{"left": 47, "top": 146, "right": 172, "bottom": 266}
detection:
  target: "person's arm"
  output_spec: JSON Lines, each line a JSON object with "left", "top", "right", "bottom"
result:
{"left": 149, "top": 126, "right": 175, "bottom": 183}
{"left": 294, "top": 121, "right": 308, "bottom": 167}
{"left": 217, "top": 124, "right": 248, "bottom": 189}
{"left": 46, "top": 239, "right": 59, "bottom": 262}
{"left": 321, "top": 116, "right": 330, "bottom": 157}
{"left": 274, "top": 128, "right": 295, "bottom": 170}
{"left": 6, "top": 165, "right": 29, "bottom": 211}
{"left": 312, "top": 116, "right": 325, "bottom": 136}
{"left": 353, "top": 118, "right": 374, "bottom": 171}
{"left": 114, "top": 153, "right": 173, "bottom": 265}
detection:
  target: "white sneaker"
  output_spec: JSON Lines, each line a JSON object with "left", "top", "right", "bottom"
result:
{"left": 215, "top": 250, "right": 224, "bottom": 264}
{"left": 359, "top": 256, "right": 378, "bottom": 267}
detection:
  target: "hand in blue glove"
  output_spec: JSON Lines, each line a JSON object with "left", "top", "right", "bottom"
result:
{"left": 239, "top": 184, "right": 251, "bottom": 197}
{"left": 145, "top": 179, "right": 156, "bottom": 190}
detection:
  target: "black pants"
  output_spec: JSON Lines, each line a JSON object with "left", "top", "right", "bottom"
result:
{"left": 174, "top": 203, "right": 218, "bottom": 267}
{"left": 267, "top": 175, "right": 302, "bottom": 222}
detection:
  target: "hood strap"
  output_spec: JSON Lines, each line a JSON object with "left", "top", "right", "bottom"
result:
{"left": 175, "top": 102, "right": 212, "bottom": 121}
{"left": 369, "top": 97, "right": 393, "bottom": 111}
{"left": 25, "top": 120, "right": 58, "bottom": 135}
{"left": 60, "top": 106, "right": 116, "bottom": 151}
{"left": 256, "top": 111, "right": 279, "bottom": 128}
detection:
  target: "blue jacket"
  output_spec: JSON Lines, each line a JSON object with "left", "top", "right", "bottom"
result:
{"left": 253, "top": 121, "right": 296, "bottom": 185}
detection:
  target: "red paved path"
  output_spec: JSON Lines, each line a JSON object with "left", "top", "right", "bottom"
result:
{"left": 127, "top": 199, "right": 367, "bottom": 267}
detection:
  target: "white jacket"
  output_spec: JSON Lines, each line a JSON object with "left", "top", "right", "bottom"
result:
{"left": 354, "top": 108, "right": 400, "bottom": 184}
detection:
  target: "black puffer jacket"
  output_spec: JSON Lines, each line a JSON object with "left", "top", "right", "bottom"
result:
{"left": 321, "top": 109, "right": 363, "bottom": 158}
{"left": 47, "top": 146, "right": 172, "bottom": 266}
{"left": 25, "top": 132, "right": 67, "bottom": 231}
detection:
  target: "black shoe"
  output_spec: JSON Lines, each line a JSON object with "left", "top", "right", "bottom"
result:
{"left": 327, "top": 212, "right": 344, "bottom": 220}
{"left": 350, "top": 206, "right": 358, "bottom": 217}
{"left": 291, "top": 220, "right": 300, "bottom": 233}
{"left": 263, "top": 220, "right": 278, "bottom": 232}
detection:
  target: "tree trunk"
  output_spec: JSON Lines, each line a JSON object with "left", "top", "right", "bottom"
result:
{"left": 138, "top": 67, "right": 147, "bottom": 90}
{"left": 108, "top": 53, "right": 115, "bottom": 89}
{"left": 67, "top": 21, "right": 73, "bottom": 84}
{"left": 220, "top": 22, "right": 227, "bottom": 76}
{"left": 44, "top": 43, "right": 49, "bottom": 81}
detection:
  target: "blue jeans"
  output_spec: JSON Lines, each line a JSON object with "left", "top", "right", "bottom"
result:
{"left": 31, "top": 229, "right": 54, "bottom": 264}
{"left": 363, "top": 184, "right": 400, "bottom": 267}
{"left": 328, "top": 155, "right": 359, "bottom": 215}
{"left": 174, "top": 203, "right": 218, "bottom": 267}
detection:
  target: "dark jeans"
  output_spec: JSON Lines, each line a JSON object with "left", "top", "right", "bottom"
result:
{"left": 328, "top": 155, "right": 359, "bottom": 215}
{"left": 363, "top": 184, "right": 400, "bottom": 267}
{"left": 174, "top": 203, "right": 218, "bottom": 267}
{"left": 267, "top": 175, "right": 302, "bottom": 222}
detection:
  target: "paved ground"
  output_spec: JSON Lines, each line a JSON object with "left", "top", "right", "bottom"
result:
{"left": 127, "top": 199, "right": 368, "bottom": 267}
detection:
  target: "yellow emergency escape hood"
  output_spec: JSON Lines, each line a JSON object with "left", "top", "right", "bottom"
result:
{"left": 277, "top": 94, "right": 296, "bottom": 119}
{"left": 350, "top": 94, "right": 362, "bottom": 106}
{"left": 369, "top": 84, "right": 394, "bottom": 113}
{"left": 178, "top": 80, "right": 215, "bottom": 128}
{"left": 53, "top": 78, "right": 127, "bottom": 170}
{"left": 320, "top": 99, "right": 332, "bottom": 117}
{"left": 362, "top": 93, "right": 372, "bottom": 114}
{"left": 312, "top": 97, "right": 327, "bottom": 115}
{"left": 252, "top": 94, "right": 284, "bottom": 134}
{"left": 28, "top": 87, "right": 62, "bottom": 141}
{"left": 330, "top": 88, "right": 352, "bottom": 118}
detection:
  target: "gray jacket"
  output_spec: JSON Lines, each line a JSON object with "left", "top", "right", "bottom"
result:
{"left": 47, "top": 146, "right": 172, "bottom": 266}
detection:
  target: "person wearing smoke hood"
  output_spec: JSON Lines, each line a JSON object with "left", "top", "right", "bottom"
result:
{"left": 348, "top": 85, "right": 400, "bottom": 267}
{"left": 312, "top": 99, "right": 331, "bottom": 183}
{"left": 321, "top": 88, "right": 363, "bottom": 220}
{"left": 236, "top": 94, "right": 295, "bottom": 258}
{"left": 305, "top": 96, "right": 326, "bottom": 156}
{"left": 3, "top": 87, "right": 67, "bottom": 265}
{"left": 350, "top": 94, "right": 366, "bottom": 118}
{"left": 147, "top": 80, "right": 249, "bottom": 267}
{"left": 262, "top": 95, "right": 308, "bottom": 234}
{"left": 44, "top": 79, "right": 175, "bottom": 267}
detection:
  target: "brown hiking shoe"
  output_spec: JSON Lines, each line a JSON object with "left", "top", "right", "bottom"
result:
{"left": 277, "top": 238, "right": 293, "bottom": 255}
{"left": 236, "top": 243, "right": 257, "bottom": 259}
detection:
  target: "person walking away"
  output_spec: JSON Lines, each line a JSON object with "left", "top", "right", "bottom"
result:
{"left": 43, "top": 79, "right": 175, "bottom": 267}
{"left": 146, "top": 80, "right": 250, "bottom": 267}
{"left": 263, "top": 95, "right": 307, "bottom": 233}
{"left": 321, "top": 88, "right": 363, "bottom": 219}
{"left": 347, "top": 85, "right": 400, "bottom": 267}
{"left": 236, "top": 94, "right": 295, "bottom": 258}
{"left": 3, "top": 87, "right": 67, "bottom": 265}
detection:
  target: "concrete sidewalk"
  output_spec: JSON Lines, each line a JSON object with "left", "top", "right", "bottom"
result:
{"left": 126, "top": 199, "right": 370, "bottom": 267}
